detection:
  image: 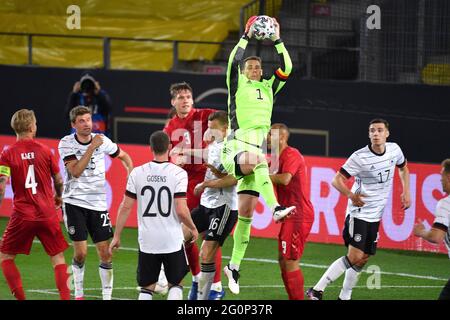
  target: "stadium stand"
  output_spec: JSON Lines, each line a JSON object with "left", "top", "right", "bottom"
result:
{"left": 0, "top": 0, "right": 252, "bottom": 71}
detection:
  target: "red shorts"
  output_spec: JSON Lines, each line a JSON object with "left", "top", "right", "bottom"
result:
{"left": 278, "top": 216, "right": 313, "bottom": 260}
{"left": 0, "top": 214, "right": 69, "bottom": 256}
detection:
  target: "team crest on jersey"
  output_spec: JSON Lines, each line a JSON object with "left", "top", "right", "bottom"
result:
{"left": 68, "top": 226, "right": 75, "bottom": 235}
{"left": 354, "top": 234, "right": 362, "bottom": 242}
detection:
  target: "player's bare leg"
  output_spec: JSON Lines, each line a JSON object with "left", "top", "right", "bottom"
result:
{"left": 72, "top": 241, "right": 88, "bottom": 300}
{"left": 279, "top": 254, "right": 304, "bottom": 300}
{"left": 339, "top": 245, "right": 368, "bottom": 300}
{"left": 50, "top": 252, "right": 71, "bottom": 300}
{"left": 96, "top": 240, "right": 113, "bottom": 300}
{"left": 198, "top": 240, "right": 220, "bottom": 300}
{"left": 0, "top": 253, "right": 25, "bottom": 300}
{"left": 307, "top": 245, "right": 368, "bottom": 300}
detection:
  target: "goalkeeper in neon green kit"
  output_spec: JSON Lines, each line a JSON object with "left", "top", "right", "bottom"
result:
{"left": 222, "top": 16, "right": 295, "bottom": 294}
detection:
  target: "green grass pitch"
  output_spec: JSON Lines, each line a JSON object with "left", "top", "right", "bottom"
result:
{"left": 0, "top": 217, "right": 448, "bottom": 300}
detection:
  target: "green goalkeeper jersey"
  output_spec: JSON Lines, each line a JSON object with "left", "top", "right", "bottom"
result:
{"left": 226, "top": 36, "right": 292, "bottom": 146}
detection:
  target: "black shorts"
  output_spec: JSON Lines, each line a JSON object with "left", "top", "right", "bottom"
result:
{"left": 191, "top": 204, "right": 238, "bottom": 246}
{"left": 342, "top": 215, "right": 380, "bottom": 255}
{"left": 137, "top": 246, "right": 189, "bottom": 287}
{"left": 63, "top": 202, "right": 113, "bottom": 243}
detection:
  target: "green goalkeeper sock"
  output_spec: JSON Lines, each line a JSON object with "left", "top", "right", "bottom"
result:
{"left": 253, "top": 161, "right": 278, "bottom": 209}
{"left": 230, "top": 215, "right": 253, "bottom": 267}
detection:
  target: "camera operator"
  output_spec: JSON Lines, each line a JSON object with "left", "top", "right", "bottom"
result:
{"left": 65, "top": 72, "right": 112, "bottom": 136}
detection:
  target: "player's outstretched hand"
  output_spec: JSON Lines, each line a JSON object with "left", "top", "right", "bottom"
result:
{"left": 109, "top": 237, "right": 120, "bottom": 254}
{"left": 413, "top": 220, "right": 425, "bottom": 237}
{"left": 90, "top": 134, "right": 104, "bottom": 149}
{"left": 54, "top": 195, "right": 62, "bottom": 209}
{"left": 270, "top": 17, "right": 280, "bottom": 41}
{"left": 349, "top": 192, "right": 366, "bottom": 207}
{"left": 245, "top": 15, "right": 257, "bottom": 38}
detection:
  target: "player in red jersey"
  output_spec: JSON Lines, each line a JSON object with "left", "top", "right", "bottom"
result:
{"left": 163, "top": 82, "right": 224, "bottom": 299}
{"left": 268, "top": 123, "right": 314, "bottom": 300}
{"left": 0, "top": 109, "right": 70, "bottom": 300}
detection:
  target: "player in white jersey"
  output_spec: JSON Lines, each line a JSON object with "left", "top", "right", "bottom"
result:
{"left": 58, "top": 106, "right": 133, "bottom": 300}
{"left": 308, "top": 118, "right": 411, "bottom": 300}
{"left": 110, "top": 131, "right": 198, "bottom": 300}
{"left": 187, "top": 111, "right": 238, "bottom": 300}
{"left": 414, "top": 158, "right": 450, "bottom": 300}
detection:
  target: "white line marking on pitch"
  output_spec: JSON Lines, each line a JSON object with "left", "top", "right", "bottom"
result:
{"left": 32, "top": 241, "right": 448, "bottom": 282}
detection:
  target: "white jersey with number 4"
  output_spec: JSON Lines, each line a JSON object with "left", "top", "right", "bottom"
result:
{"left": 126, "top": 161, "right": 188, "bottom": 254}
{"left": 340, "top": 142, "right": 406, "bottom": 222}
{"left": 58, "top": 133, "right": 120, "bottom": 211}
{"left": 201, "top": 140, "right": 238, "bottom": 210}
{"left": 432, "top": 195, "right": 450, "bottom": 259}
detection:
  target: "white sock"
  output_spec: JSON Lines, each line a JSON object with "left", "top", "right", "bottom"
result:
{"left": 198, "top": 263, "right": 216, "bottom": 300}
{"left": 339, "top": 267, "right": 362, "bottom": 300}
{"left": 99, "top": 262, "right": 114, "bottom": 300}
{"left": 167, "top": 286, "right": 183, "bottom": 300}
{"left": 229, "top": 263, "right": 240, "bottom": 272}
{"left": 72, "top": 260, "right": 85, "bottom": 299}
{"left": 210, "top": 281, "right": 222, "bottom": 292}
{"left": 138, "top": 288, "right": 153, "bottom": 300}
{"left": 314, "top": 256, "right": 350, "bottom": 292}
{"left": 192, "top": 274, "right": 199, "bottom": 283}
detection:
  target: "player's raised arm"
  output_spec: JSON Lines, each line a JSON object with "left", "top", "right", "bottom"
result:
{"left": 270, "top": 19, "right": 293, "bottom": 96}
{"left": 64, "top": 134, "right": 104, "bottom": 178}
{"left": 227, "top": 16, "right": 256, "bottom": 91}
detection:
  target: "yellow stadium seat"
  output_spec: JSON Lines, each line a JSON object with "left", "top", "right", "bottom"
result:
{"left": 0, "top": 0, "right": 260, "bottom": 71}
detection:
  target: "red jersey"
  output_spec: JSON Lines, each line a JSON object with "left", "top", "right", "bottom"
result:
{"left": 164, "top": 108, "right": 216, "bottom": 174}
{"left": 0, "top": 139, "right": 60, "bottom": 221}
{"left": 275, "top": 146, "right": 314, "bottom": 223}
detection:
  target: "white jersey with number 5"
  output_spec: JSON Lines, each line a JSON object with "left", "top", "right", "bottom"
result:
{"left": 340, "top": 142, "right": 406, "bottom": 222}
{"left": 58, "top": 133, "right": 120, "bottom": 211}
{"left": 126, "top": 161, "right": 188, "bottom": 254}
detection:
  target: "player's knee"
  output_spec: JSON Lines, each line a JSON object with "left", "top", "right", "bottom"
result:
{"left": 99, "top": 249, "right": 112, "bottom": 263}
{"left": 358, "top": 255, "right": 370, "bottom": 267}
{"left": 347, "top": 253, "right": 363, "bottom": 266}
{"left": 73, "top": 252, "right": 86, "bottom": 264}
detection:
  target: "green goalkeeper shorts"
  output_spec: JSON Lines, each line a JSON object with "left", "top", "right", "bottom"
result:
{"left": 221, "top": 138, "right": 263, "bottom": 194}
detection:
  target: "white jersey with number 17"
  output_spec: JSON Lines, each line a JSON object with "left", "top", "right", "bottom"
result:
{"left": 125, "top": 161, "right": 188, "bottom": 254}
{"left": 340, "top": 142, "right": 406, "bottom": 223}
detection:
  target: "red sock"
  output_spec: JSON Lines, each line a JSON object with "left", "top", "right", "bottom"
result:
{"left": 286, "top": 269, "right": 304, "bottom": 300}
{"left": 54, "top": 264, "right": 71, "bottom": 300}
{"left": 281, "top": 270, "right": 293, "bottom": 299}
{"left": 185, "top": 242, "right": 201, "bottom": 278}
{"left": 1, "top": 260, "right": 25, "bottom": 300}
{"left": 213, "top": 247, "right": 222, "bottom": 283}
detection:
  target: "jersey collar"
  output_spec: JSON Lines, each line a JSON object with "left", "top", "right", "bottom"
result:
{"left": 368, "top": 144, "right": 386, "bottom": 156}
{"left": 74, "top": 133, "right": 92, "bottom": 146}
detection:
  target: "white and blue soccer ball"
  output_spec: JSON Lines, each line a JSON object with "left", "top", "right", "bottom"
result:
{"left": 251, "top": 15, "right": 276, "bottom": 40}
